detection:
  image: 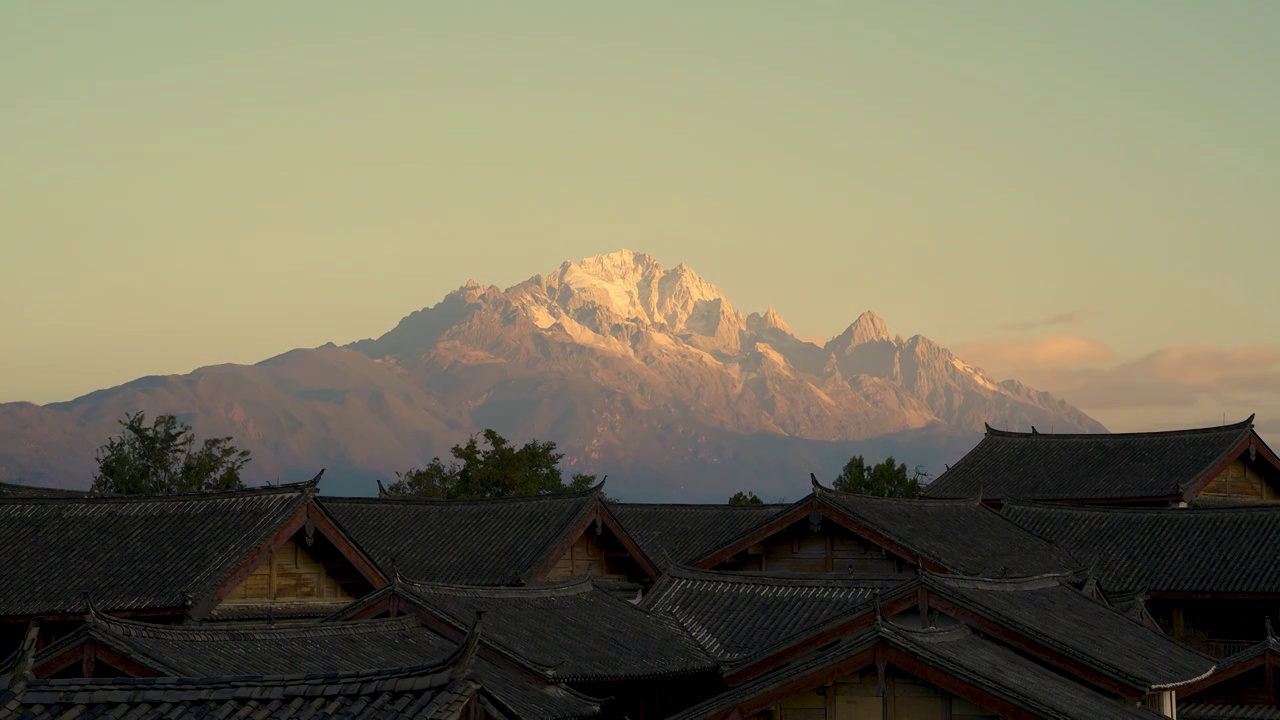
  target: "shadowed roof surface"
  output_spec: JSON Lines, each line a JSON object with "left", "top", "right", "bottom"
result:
{"left": 322, "top": 488, "right": 604, "bottom": 585}
{"left": 924, "top": 417, "right": 1259, "bottom": 502}
{"left": 0, "top": 481, "right": 317, "bottom": 617}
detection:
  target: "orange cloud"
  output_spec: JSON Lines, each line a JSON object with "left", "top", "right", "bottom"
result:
{"left": 997, "top": 310, "right": 1088, "bottom": 332}
{"left": 955, "top": 338, "right": 1280, "bottom": 418}
{"left": 955, "top": 335, "right": 1113, "bottom": 371}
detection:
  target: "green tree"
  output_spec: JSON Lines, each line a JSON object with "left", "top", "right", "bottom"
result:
{"left": 831, "top": 455, "right": 928, "bottom": 498}
{"left": 386, "top": 429, "right": 606, "bottom": 499}
{"left": 92, "top": 412, "right": 251, "bottom": 494}
{"left": 728, "top": 491, "right": 764, "bottom": 505}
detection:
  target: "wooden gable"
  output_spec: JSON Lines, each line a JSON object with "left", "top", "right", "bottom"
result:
{"left": 1200, "top": 456, "right": 1280, "bottom": 501}
{"left": 219, "top": 534, "right": 363, "bottom": 608}
{"left": 195, "top": 500, "right": 387, "bottom": 621}
{"left": 545, "top": 524, "right": 645, "bottom": 582}
{"left": 774, "top": 665, "right": 1000, "bottom": 720}
{"left": 710, "top": 517, "right": 911, "bottom": 576}
{"left": 532, "top": 501, "right": 661, "bottom": 586}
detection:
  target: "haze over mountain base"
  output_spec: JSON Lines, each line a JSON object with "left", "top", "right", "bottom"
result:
{"left": 0, "top": 251, "right": 1103, "bottom": 501}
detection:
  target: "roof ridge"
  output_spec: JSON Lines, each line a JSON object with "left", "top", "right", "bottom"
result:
{"left": 328, "top": 485, "right": 603, "bottom": 506}
{"left": 922, "top": 569, "right": 1080, "bottom": 591}
{"left": 1004, "top": 499, "right": 1280, "bottom": 516}
{"left": 88, "top": 613, "right": 422, "bottom": 641}
{"left": 662, "top": 563, "right": 909, "bottom": 587}
{"left": 984, "top": 415, "right": 1254, "bottom": 440}
{"left": 0, "top": 478, "right": 318, "bottom": 505}
{"left": 599, "top": 502, "right": 788, "bottom": 507}
{"left": 401, "top": 577, "right": 595, "bottom": 598}
{"left": 813, "top": 475, "right": 974, "bottom": 505}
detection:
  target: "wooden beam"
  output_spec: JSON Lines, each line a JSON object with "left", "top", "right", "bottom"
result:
{"left": 81, "top": 642, "right": 95, "bottom": 678}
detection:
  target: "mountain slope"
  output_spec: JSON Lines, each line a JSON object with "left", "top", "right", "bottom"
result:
{"left": 0, "top": 250, "right": 1104, "bottom": 500}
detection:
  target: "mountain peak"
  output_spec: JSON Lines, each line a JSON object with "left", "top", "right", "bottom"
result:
{"left": 761, "top": 306, "right": 792, "bottom": 335}
{"left": 848, "top": 310, "right": 891, "bottom": 345}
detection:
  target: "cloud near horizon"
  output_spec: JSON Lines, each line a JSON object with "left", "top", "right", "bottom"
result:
{"left": 996, "top": 309, "right": 1089, "bottom": 332}
{"left": 956, "top": 335, "right": 1280, "bottom": 432}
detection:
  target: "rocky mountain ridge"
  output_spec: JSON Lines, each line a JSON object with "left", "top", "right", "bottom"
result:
{"left": 0, "top": 250, "right": 1103, "bottom": 500}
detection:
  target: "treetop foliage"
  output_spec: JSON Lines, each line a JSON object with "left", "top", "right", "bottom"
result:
{"left": 728, "top": 491, "right": 764, "bottom": 505}
{"left": 92, "top": 412, "right": 251, "bottom": 494}
{"left": 831, "top": 454, "right": 928, "bottom": 498}
{"left": 385, "top": 428, "right": 604, "bottom": 500}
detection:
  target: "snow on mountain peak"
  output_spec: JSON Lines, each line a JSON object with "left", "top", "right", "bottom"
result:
{"left": 544, "top": 250, "right": 739, "bottom": 336}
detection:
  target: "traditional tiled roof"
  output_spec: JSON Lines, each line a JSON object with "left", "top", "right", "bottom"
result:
{"left": 0, "top": 482, "right": 91, "bottom": 498}
{"left": 666, "top": 620, "right": 1160, "bottom": 720}
{"left": 322, "top": 486, "right": 625, "bottom": 586}
{"left": 1001, "top": 503, "right": 1280, "bottom": 594}
{"left": 0, "top": 479, "right": 327, "bottom": 618}
{"left": 335, "top": 577, "right": 717, "bottom": 683}
{"left": 605, "top": 503, "right": 791, "bottom": 569}
{"left": 924, "top": 416, "right": 1264, "bottom": 502}
{"left": 37, "top": 613, "right": 448, "bottom": 677}
{"left": 921, "top": 571, "right": 1216, "bottom": 693}
{"left": 1178, "top": 705, "right": 1280, "bottom": 720}
{"left": 810, "top": 482, "right": 1080, "bottom": 577}
{"left": 1, "top": 615, "right": 596, "bottom": 720}
{"left": 640, "top": 566, "right": 908, "bottom": 667}
{"left": 24, "top": 611, "right": 600, "bottom": 720}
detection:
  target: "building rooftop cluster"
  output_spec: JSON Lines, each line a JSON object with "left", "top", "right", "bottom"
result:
{"left": 2, "top": 415, "right": 1279, "bottom": 720}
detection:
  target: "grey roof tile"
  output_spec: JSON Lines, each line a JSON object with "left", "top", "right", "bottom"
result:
{"left": 1001, "top": 503, "right": 1280, "bottom": 594}
{"left": 924, "top": 417, "right": 1260, "bottom": 502}
{"left": 0, "top": 481, "right": 319, "bottom": 617}
{"left": 320, "top": 489, "right": 603, "bottom": 586}
{"left": 385, "top": 577, "right": 718, "bottom": 682}
{"left": 604, "top": 503, "right": 791, "bottom": 569}
{"left": 923, "top": 572, "right": 1215, "bottom": 692}
{"left": 640, "top": 566, "right": 907, "bottom": 665}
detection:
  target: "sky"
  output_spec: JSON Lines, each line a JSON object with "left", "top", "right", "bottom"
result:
{"left": 2, "top": 2, "right": 1278, "bottom": 433}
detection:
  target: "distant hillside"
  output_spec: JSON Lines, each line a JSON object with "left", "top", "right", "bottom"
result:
{"left": 0, "top": 250, "right": 1103, "bottom": 501}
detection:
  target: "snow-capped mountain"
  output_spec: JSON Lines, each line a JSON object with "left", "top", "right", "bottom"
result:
{"left": 0, "top": 250, "right": 1103, "bottom": 500}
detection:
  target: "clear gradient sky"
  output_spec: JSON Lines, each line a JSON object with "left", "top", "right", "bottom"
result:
{"left": 2, "top": 2, "right": 1278, "bottom": 432}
